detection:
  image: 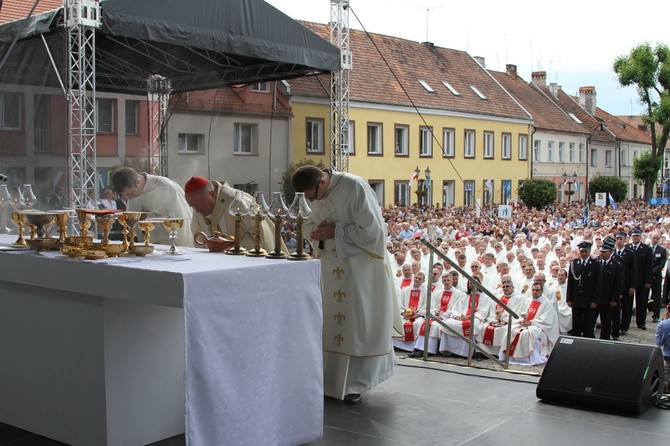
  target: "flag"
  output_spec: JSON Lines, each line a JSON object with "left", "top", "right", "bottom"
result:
{"left": 608, "top": 193, "right": 619, "bottom": 211}
{"left": 408, "top": 170, "right": 419, "bottom": 188}
{"left": 485, "top": 179, "right": 493, "bottom": 192}
{"left": 582, "top": 200, "right": 589, "bottom": 226}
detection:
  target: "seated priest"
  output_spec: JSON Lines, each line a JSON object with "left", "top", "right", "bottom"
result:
{"left": 184, "top": 176, "right": 284, "bottom": 254}
{"left": 499, "top": 281, "right": 559, "bottom": 365}
{"left": 409, "top": 272, "right": 465, "bottom": 357}
{"left": 393, "top": 272, "right": 430, "bottom": 353}
{"left": 438, "top": 274, "right": 492, "bottom": 358}
{"left": 477, "top": 276, "right": 529, "bottom": 357}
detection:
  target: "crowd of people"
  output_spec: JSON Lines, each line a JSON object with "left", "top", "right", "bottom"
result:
{"left": 384, "top": 200, "right": 670, "bottom": 367}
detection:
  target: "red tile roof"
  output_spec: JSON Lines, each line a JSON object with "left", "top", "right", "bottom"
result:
{"left": 289, "top": 22, "right": 530, "bottom": 121}
{"left": 595, "top": 108, "right": 652, "bottom": 145}
{"left": 1, "top": 0, "right": 61, "bottom": 23}
{"left": 489, "top": 69, "right": 588, "bottom": 135}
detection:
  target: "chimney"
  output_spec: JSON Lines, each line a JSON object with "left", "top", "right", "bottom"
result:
{"left": 422, "top": 41, "right": 435, "bottom": 49}
{"left": 506, "top": 64, "right": 518, "bottom": 79}
{"left": 531, "top": 71, "right": 546, "bottom": 87}
{"left": 549, "top": 82, "right": 560, "bottom": 98}
{"left": 474, "top": 56, "right": 485, "bottom": 68}
{"left": 579, "top": 86, "right": 597, "bottom": 115}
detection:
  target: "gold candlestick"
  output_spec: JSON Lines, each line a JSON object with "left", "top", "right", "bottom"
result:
{"left": 245, "top": 192, "right": 268, "bottom": 257}
{"left": 226, "top": 191, "right": 249, "bottom": 256}
{"left": 265, "top": 192, "right": 287, "bottom": 259}
{"left": 287, "top": 192, "right": 312, "bottom": 261}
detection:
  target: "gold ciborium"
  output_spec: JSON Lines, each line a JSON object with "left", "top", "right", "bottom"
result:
{"left": 161, "top": 218, "right": 184, "bottom": 255}
{"left": 75, "top": 209, "right": 92, "bottom": 236}
{"left": 25, "top": 211, "right": 58, "bottom": 240}
{"left": 10, "top": 210, "right": 27, "bottom": 246}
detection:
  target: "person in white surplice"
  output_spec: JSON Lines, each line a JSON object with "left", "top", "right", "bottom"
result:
{"left": 292, "top": 166, "right": 402, "bottom": 405}
{"left": 499, "top": 282, "right": 559, "bottom": 365}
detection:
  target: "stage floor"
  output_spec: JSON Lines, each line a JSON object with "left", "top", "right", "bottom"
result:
{"left": 2, "top": 357, "right": 669, "bottom": 445}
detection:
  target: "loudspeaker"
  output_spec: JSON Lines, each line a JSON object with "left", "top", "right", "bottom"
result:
{"left": 536, "top": 336, "right": 665, "bottom": 414}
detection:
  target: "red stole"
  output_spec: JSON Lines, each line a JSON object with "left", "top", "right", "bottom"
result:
{"left": 464, "top": 294, "right": 480, "bottom": 316}
{"left": 482, "top": 325, "right": 496, "bottom": 346}
{"left": 439, "top": 290, "right": 453, "bottom": 312}
{"left": 408, "top": 289, "right": 421, "bottom": 311}
{"left": 506, "top": 299, "right": 542, "bottom": 356}
{"left": 496, "top": 295, "right": 511, "bottom": 312}
{"left": 419, "top": 319, "right": 432, "bottom": 336}
{"left": 403, "top": 321, "right": 414, "bottom": 341}
{"left": 400, "top": 278, "right": 412, "bottom": 289}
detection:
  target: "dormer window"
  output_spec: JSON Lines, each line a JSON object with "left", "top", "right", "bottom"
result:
{"left": 469, "top": 85, "right": 487, "bottom": 100}
{"left": 418, "top": 80, "right": 435, "bottom": 92}
{"left": 441, "top": 81, "right": 460, "bottom": 96}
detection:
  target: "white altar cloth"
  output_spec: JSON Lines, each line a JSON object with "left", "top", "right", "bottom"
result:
{"left": 0, "top": 236, "right": 323, "bottom": 446}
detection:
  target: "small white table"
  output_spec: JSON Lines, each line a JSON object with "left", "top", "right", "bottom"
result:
{"left": 0, "top": 235, "right": 323, "bottom": 446}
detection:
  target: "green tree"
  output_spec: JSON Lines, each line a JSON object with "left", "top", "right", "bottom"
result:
{"left": 518, "top": 179, "right": 557, "bottom": 209}
{"left": 280, "top": 158, "right": 326, "bottom": 204}
{"left": 613, "top": 42, "right": 670, "bottom": 198}
{"left": 588, "top": 175, "right": 628, "bottom": 202}
{"left": 632, "top": 150, "right": 662, "bottom": 192}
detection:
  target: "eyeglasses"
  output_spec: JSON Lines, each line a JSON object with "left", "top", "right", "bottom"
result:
{"left": 501, "top": 284, "right": 512, "bottom": 288}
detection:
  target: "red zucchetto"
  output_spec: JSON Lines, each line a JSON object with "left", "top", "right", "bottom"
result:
{"left": 184, "top": 176, "right": 209, "bottom": 193}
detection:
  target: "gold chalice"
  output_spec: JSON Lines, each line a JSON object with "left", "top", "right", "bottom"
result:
{"left": 138, "top": 220, "right": 157, "bottom": 246}
{"left": 54, "top": 210, "right": 71, "bottom": 242}
{"left": 10, "top": 210, "right": 27, "bottom": 246}
{"left": 96, "top": 214, "right": 116, "bottom": 245}
{"left": 161, "top": 218, "right": 184, "bottom": 255}
{"left": 75, "top": 209, "right": 92, "bottom": 236}
{"left": 119, "top": 212, "right": 143, "bottom": 249}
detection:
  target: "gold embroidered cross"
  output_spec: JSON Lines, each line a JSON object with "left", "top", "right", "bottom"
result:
{"left": 334, "top": 290, "right": 346, "bottom": 303}
{"left": 334, "top": 312, "right": 346, "bottom": 325}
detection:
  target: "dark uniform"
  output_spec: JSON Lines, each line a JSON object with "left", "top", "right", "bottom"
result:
{"left": 649, "top": 242, "right": 667, "bottom": 322}
{"left": 613, "top": 232, "right": 637, "bottom": 336}
{"left": 566, "top": 242, "right": 602, "bottom": 338}
{"left": 627, "top": 228, "right": 652, "bottom": 330}
{"left": 597, "top": 237, "right": 623, "bottom": 340}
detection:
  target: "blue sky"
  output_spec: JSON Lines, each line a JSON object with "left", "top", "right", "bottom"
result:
{"left": 267, "top": 0, "right": 668, "bottom": 116}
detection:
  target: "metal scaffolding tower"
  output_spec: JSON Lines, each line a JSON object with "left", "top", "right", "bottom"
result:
{"left": 147, "top": 75, "right": 171, "bottom": 177}
{"left": 65, "top": 0, "right": 101, "bottom": 208}
{"left": 329, "top": 0, "right": 351, "bottom": 172}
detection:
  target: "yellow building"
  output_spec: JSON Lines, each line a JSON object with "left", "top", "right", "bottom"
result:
{"left": 288, "top": 23, "right": 532, "bottom": 208}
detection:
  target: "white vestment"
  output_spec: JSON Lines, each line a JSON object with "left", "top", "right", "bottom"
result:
{"left": 414, "top": 286, "right": 464, "bottom": 354}
{"left": 499, "top": 295, "right": 559, "bottom": 365}
{"left": 304, "top": 171, "right": 401, "bottom": 399}
{"left": 548, "top": 282, "right": 572, "bottom": 334}
{"left": 439, "top": 293, "right": 492, "bottom": 357}
{"left": 127, "top": 173, "right": 193, "bottom": 247}
{"left": 477, "top": 291, "right": 529, "bottom": 356}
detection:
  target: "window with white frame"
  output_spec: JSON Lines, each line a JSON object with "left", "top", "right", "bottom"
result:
{"left": 464, "top": 130, "right": 475, "bottom": 158}
{"left": 234, "top": 123, "right": 258, "bottom": 154}
{"left": 368, "top": 123, "right": 382, "bottom": 155}
{"left": 419, "top": 126, "right": 433, "bottom": 157}
{"left": 178, "top": 133, "right": 203, "bottom": 153}
{"left": 395, "top": 124, "right": 408, "bottom": 156}
{"left": 483, "top": 131, "right": 494, "bottom": 158}
{"left": 620, "top": 149, "right": 627, "bottom": 166}
{"left": 518, "top": 134, "right": 528, "bottom": 160}
{"left": 0, "top": 92, "right": 21, "bottom": 130}
{"left": 547, "top": 141, "right": 554, "bottom": 162}
{"left": 558, "top": 142, "right": 565, "bottom": 162}
{"left": 463, "top": 180, "right": 475, "bottom": 206}
{"left": 125, "top": 100, "right": 138, "bottom": 135}
{"left": 443, "top": 127, "right": 455, "bottom": 157}
{"left": 569, "top": 142, "right": 575, "bottom": 162}
{"left": 591, "top": 149, "right": 598, "bottom": 167}
{"left": 394, "top": 181, "right": 410, "bottom": 206}
{"left": 483, "top": 179, "right": 493, "bottom": 204}
{"left": 605, "top": 149, "right": 612, "bottom": 167}
{"left": 306, "top": 118, "right": 324, "bottom": 154}
{"left": 251, "top": 82, "right": 270, "bottom": 92}
{"left": 96, "top": 98, "right": 114, "bottom": 133}
{"left": 502, "top": 133, "right": 511, "bottom": 159}
{"left": 533, "top": 140, "right": 541, "bottom": 162}
{"left": 579, "top": 143, "right": 585, "bottom": 163}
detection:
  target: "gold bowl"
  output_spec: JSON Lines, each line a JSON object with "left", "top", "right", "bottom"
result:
{"left": 130, "top": 245, "right": 154, "bottom": 257}
{"left": 65, "top": 236, "right": 93, "bottom": 248}
{"left": 82, "top": 249, "right": 107, "bottom": 260}
{"left": 26, "top": 238, "right": 61, "bottom": 251}
{"left": 102, "top": 244, "right": 126, "bottom": 257}
{"left": 60, "top": 245, "right": 82, "bottom": 259}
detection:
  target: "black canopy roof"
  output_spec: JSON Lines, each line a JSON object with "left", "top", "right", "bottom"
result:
{"left": 0, "top": 0, "right": 340, "bottom": 93}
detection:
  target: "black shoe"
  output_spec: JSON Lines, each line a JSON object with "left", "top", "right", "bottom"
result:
{"left": 652, "top": 317, "right": 660, "bottom": 323}
{"left": 639, "top": 326, "right": 647, "bottom": 330}
{"left": 620, "top": 329, "right": 628, "bottom": 335}
{"left": 612, "top": 336, "right": 620, "bottom": 341}
{"left": 407, "top": 349, "right": 423, "bottom": 358}
{"left": 344, "top": 393, "right": 362, "bottom": 405}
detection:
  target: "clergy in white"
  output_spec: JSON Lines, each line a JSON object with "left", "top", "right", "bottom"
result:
{"left": 292, "top": 166, "right": 402, "bottom": 404}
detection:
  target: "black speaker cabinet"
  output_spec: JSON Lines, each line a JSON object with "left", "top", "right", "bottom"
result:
{"left": 536, "top": 336, "right": 665, "bottom": 414}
